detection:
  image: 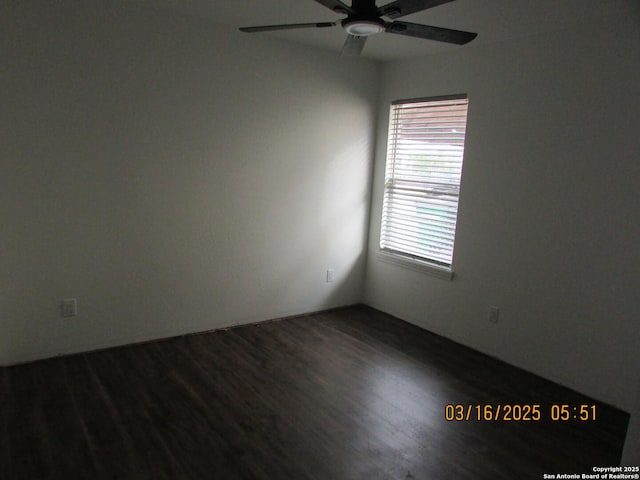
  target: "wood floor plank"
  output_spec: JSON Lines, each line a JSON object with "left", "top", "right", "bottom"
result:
{"left": 0, "top": 367, "right": 14, "bottom": 479}
{"left": 29, "top": 358, "right": 103, "bottom": 479}
{"left": 315, "top": 307, "right": 629, "bottom": 474}
{"left": 61, "top": 353, "right": 148, "bottom": 479}
{"left": 84, "top": 348, "right": 190, "bottom": 479}
{"left": 156, "top": 336, "right": 311, "bottom": 480}
{"left": 6, "top": 365, "right": 49, "bottom": 478}
{"left": 0, "top": 305, "right": 629, "bottom": 479}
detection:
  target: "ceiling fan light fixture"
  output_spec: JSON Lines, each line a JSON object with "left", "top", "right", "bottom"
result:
{"left": 239, "top": 0, "right": 478, "bottom": 55}
{"left": 343, "top": 19, "right": 385, "bottom": 36}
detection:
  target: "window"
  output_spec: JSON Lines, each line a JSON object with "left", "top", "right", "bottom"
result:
{"left": 380, "top": 95, "right": 469, "bottom": 275}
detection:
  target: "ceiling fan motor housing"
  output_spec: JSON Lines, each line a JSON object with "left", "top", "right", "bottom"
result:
{"left": 341, "top": 15, "right": 386, "bottom": 36}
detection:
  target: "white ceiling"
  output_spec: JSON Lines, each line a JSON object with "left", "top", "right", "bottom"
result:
{"left": 125, "top": 0, "right": 638, "bottom": 62}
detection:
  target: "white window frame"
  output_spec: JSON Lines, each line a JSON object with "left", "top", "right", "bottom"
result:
{"left": 378, "top": 94, "right": 469, "bottom": 280}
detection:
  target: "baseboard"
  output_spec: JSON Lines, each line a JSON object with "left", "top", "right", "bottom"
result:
{"left": 3, "top": 303, "right": 364, "bottom": 368}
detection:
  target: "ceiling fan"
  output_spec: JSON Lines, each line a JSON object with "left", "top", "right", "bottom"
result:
{"left": 239, "top": 0, "right": 477, "bottom": 57}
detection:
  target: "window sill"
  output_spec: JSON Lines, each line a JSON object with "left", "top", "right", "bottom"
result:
{"left": 375, "top": 251, "right": 454, "bottom": 281}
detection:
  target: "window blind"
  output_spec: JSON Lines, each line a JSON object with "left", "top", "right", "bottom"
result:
{"left": 380, "top": 95, "right": 469, "bottom": 268}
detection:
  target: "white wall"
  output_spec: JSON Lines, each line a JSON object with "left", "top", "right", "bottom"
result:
{"left": 0, "top": 0, "right": 379, "bottom": 364}
{"left": 364, "top": 6, "right": 640, "bottom": 411}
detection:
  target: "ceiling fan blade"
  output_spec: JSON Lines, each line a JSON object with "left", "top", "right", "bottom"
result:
{"left": 352, "top": 0, "right": 377, "bottom": 12}
{"left": 386, "top": 21, "right": 477, "bottom": 44}
{"left": 239, "top": 22, "right": 337, "bottom": 33}
{"left": 341, "top": 35, "right": 367, "bottom": 57}
{"left": 313, "top": 0, "right": 354, "bottom": 15}
{"left": 378, "top": 0, "right": 455, "bottom": 19}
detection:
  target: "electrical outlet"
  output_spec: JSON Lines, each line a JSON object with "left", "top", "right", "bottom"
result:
{"left": 488, "top": 306, "right": 500, "bottom": 324}
{"left": 61, "top": 298, "right": 78, "bottom": 318}
{"left": 326, "top": 269, "right": 334, "bottom": 283}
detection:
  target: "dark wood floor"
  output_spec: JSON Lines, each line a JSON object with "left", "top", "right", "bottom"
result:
{"left": 0, "top": 306, "right": 629, "bottom": 479}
